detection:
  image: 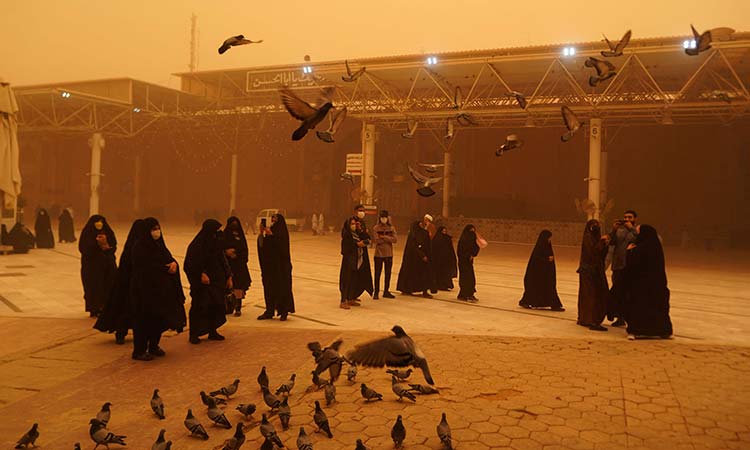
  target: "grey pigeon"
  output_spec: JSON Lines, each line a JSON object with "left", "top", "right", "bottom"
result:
{"left": 407, "top": 165, "right": 441, "bottom": 198}
{"left": 496, "top": 134, "right": 523, "bottom": 156}
{"left": 456, "top": 112, "right": 478, "bottom": 127}
{"left": 96, "top": 402, "right": 112, "bottom": 425}
{"left": 391, "top": 415, "right": 406, "bottom": 448}
{"left": 275, "top": 374, "right": 296, "bottom": 396}
{"left": 211, "top": 379, "right": 240, "bottom": 398}
{"left": 506, "top": 91, "right": 527, "bottom": 109}
{"left": 221, "top": 422, "right": 246, "bottom": 450}
{"left": 184, "top": 408, "right": 209, "bottom": 440}
{"left": 342, "top": 60, "right": 366, "bottom": 82}
{"left": 151, "top": 429, "right": 167, "bottom": 450}
{"left": 89, "top": 418, "right": 126, "bottom": 449}
{"left": 307, "top": 339, "right": 344, "bottom": 379}
{"left": 386, "top": 368, "right": 413, "bottom": 380}
{"left": 207, "top": 396, "right": 232, "bottom": 429}
{"left": 437, "top": 412, "right": 453, "bottom": 450}
{"left": 260, "top": 414, "right": 284, "bottom": 448}
{"left": 313, "top": 401, "right": 333, "bottom": 438}
{"left": 218, "top": 35, "right": 263, "bottom": 54}
{"left": 346, "top": 364, "right": 358, "bottom": 382}
{"left": 419, "top": 163, "right": 444, "bottom": 174}
{"left": 340, "top": 173, "right": 355, "bottom": 185}
{"left": 347, "top": 325, "right": 436, "bottom": 384}
{"left": 445, "top": 119, "right": 454, "bottom": 140}
{"left": 260, "top": 438, "right": 277, "bottom": 450}
{"left": 236, "top": 403, "right": 257, "bottom": 419}
{"left": 151, "top": 389, "right": 165, "bottom": 420}
{"left": 296, "top": 426, "right": 313, "bottom": 450}
{"left": 409, "top": 383, "right": 440, "bottom": 395}
{"left": 355, "top": 439, "right": 370, "bottom": 450}
{"left": 311, "top": 371, "right": 328, "bottom": 390}
{"left": 360, "top": 383, "right": 384, "bottom": 401}
{"left": 453, "top": 86, "right": 463, "bottom": 109}
{"left": 278, "top": 397, "right": 291, "bottom": 430}
{"left": 401, "top": 120, "right": 418, "bottom": 139}
{"left": 585, "top": 57, "right": 616, "bottom": 87}
{"left": 391, "top": 376, "right": 417, "bottom": 402}
{"left": 262, "top": 386, "right": 282, "bottom": 410}
{"left": 560, "top": 105, "right": 583, "bottom": 142}
{"left": 686, "top": 25, "right": 712, "bottom": 56}
{"left": 601, "top": 30, "right": 632, "bottom": 57}
{"left": 316, "top": 107, "right": 347, "bottom": 143}
{"left": 201, "top": 390, "right": 227, "bottom": 406}
{"left": 258, "top": 366, "right": 269, "bottom": 390}
{"left": 15, "top": 423, "right": 39, "bottom": 449}
{"left": 280, "top": 87, "right": 334, "bottom": 141}
{"left": 324, "top": 382, "right": 337, "bottom": 406}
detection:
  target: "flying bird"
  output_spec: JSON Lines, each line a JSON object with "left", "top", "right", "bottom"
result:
{"left": 211, "top": 379, "right": 240, "bottom": 398}
{"left": 407, "top": 165, "right": 442, "bottom": 197}
{"left": 260, "top": 414, "right": 284, "bottom": 448}
{"left": 342, "top": 60, "right": 366, "bottom": 82}
{"left": 184, "top": 409, "right": 209, "bottom": 440}
{"left": 585, "top": 57, "right": 616, "bottom": 87}
{"left": 316, "top": 107, "right": 347, "bottom": 143}
{"left": 445, "top": 119, "right": 455, "bottom": 139}
{"left": 307, "top": 339, "right": 345, "bottom": 381}
{"left": 340, "top": 173, "right": 355, "bottom": 185}
{"left": 456, "top": 113, "right": 478, "bottom": 127}
{"left": 280, "top": 87, "right": 334, "bottom": 141}
{"left": 296, "top": 427, "right": 313, "bottom": 450}
{"left": 686, "top": 25, "right": 712, "bottom": 56}
{"left": 453, "top": 86, "right": 464, "bottom": 109}
{"left": 218, "top": 35, "right": 263, "bottom": 54}
{"left": 419, "top": 163, "right": 444, "bottom": 174}
{"left": 313, "top": 401, "right": 333, "bottom": 438}
{"left": 437, "top": 413, "right": 453, "bottom": 450}
{"left": 391, "top": 415, "right": 406, "bottom": 448}
{"left": 560, "top": 105, "right": 583, "bottom": 142}
{"left": 151, "top": 429, "right": 168, "bottom": 450}
{"left": 96, "top": 403, "right": 112, "bottom": 425}
{"left": 89, "top": 418, "right": 126, "bottom": 449}
{"left": 402, "top": 120, "right": 418, "bottom": 139}
{"left": 15, "top": 423, "right": 39, "bottom": 449}
{"left": 151, "top": 389, "right": 165, "bottom": 420}
{"left": 360, "top": 383, "right": 384, "bottom": 401}
{"left": 601, "top": 30, "right": 632, "bottom": 57}
{"left": 347, "top": 325, "right": 435, "bottom": 384}
{"left": 506, "top": 91, "right": 527, "bottom": 109}
{"left": 496, "top": 134, "right": 524, "bottom": 156}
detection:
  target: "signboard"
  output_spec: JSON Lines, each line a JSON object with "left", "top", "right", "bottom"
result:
{"left": 246, "top": 70, "right": 317, "bottom": 92}
{"left": 346, "top": 153, "right": 363, "bottom": 175}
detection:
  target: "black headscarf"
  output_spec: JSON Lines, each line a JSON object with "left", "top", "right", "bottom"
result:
{"left": 79, "top": 215, "right": 117, "bottom": 256}
{"left": 58, "top": 208, "right": 76, "bottom": 242}
{"left": 629, "top": 225, "right": 666, "bottom": 283}
{"left": 519, "top": 229, "right": 562, "bottom": 308}
{"left": 457, "top": 224, "right": 479, "bottom": 259}
{"left": 34, "top": 208, "right": 54, "bottom": 248}
{"left": 432, "top": 225, "right": 458, "bottom": 288}
{"left": 578, "top": 220, "right": 603, "bottom": 270}
{"left": 271, "top": 214, "right": 291, "bottom": 264}
{"left": 184, "top": 219, "right": 223, "bottom": 287}
{"left": 226, "top": 216, "right": 249, "bottom": 261}
{"left": 531, "top": 230, "right": 553, "bottom": 259}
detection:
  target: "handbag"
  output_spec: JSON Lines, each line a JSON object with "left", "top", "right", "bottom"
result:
{"left": 224, "top": 290, "right": 236, "bottom": 314}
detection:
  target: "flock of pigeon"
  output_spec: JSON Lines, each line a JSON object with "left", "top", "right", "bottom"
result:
{"left": 14, "top": 326, "right": 454, "bottom": 450}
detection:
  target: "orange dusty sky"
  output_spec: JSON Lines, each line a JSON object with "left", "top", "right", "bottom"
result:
{"left": 1, "top": 0, "right": 748, "bottom": 87}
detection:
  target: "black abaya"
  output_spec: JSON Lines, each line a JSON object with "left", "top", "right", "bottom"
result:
{"left": 257, "top": 215, "right": 296, "bottom": 317}
{"left": 79, "top": 215, "right": 117, "bottom": 315}
{"left": 432, "top": 226, "right": 458, "bottom": 290}
{"left": 34, "top": 209, "right": 54, "bottom": 248}
{"left": 577, "top": 220, "right": 610, "bottom": 326}
{"left": 59, "top": 208, "right": 76, "bottom": 243}
{"left": 339, "top": 217, "right": 374, "bottom": 301}
{"left": 457, "top": 225, "right": 480, "bottom": 299}
{"left": 225, "top": 216, "right": 252, "bottom": 291}
{"left": 7, "top": 223, "right": 35, "bottom": 253}
{"left": 396, "top": 221, "right": 432, "bottom": 294}
{"left": 519, "top": 230, "right": 563, "bottom": 309}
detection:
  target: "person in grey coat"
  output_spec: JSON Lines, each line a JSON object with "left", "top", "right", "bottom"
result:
{"left": 372, "top": 210, "right": 397, "bottom": 299}
{"left": 602, "top": 209, "right": 639, "bottom": 327}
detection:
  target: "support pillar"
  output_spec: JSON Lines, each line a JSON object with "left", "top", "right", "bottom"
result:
{"left": 362, "top": 123, "right": 376, "bottom": 205}
{"left": 600, "top": 148, "right": 608, "bottom": 224}
{"left": 229, "top": 153, "right": 238, "bottom": 215}
{"left": 442, "top": 151, "right": 452, "bottom": 218}
{"left": 88, "top": 132, "right": 104, "bottom": 217}
{"left": 587, "top": 118, "right": 602, "bottom": 220}
{"left": 133, "top": 153, "right": 142, "bottom": 214}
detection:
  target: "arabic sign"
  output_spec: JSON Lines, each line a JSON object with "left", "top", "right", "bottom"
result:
{"left": 246, "top": 70, "right": 317, "bottom": 92}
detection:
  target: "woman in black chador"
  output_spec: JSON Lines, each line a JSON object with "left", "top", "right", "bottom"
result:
{"left": 396, "top": 221, "right": 433, "bottom": 298}
{"left": 576, "top": 220, "right": 610, "bottom": 331}
{"left": 184, "top": 219, "right": 231, "bottom": 344}
{"left": 225, "top": 216, "right": 252, "bottom": 317}
{"left": 58, "top": 208, "right": 76, "bottom": 243}
{"left": 519, "top": 230, "right": 565, "bottom": 311}
{"left": 94, "top": 219, "right": 146, "bottom": 344}
{"left": 79, "top": 215, "right": 117, "bottom": 317}
{"left": 623, "top": 225, "right": 673, "bottom": 339}
{"left": 339, "top": 216, "right": 374, "bottom": 309}
{"left": 457, "top": 224, "right": 480, "bottom": 301}
{"left": 34, "top": 208, "right": 54, "bottom": 248}
{"left": 129, "top": 218, "right": 186, "bottom": 360}
{"left": 257, "top": 214, "right": 296, "bottom": 321}
{"left": 432, "top": 226, "right": 458, "bottom": 291}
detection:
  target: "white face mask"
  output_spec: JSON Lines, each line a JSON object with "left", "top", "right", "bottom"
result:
{"left": 357, "top": 211, "right": 365, "bottom": 219}
{"left": 151, "top": 229, "right": 161, "bottom": 240}
{"left": 380, "top": 217, "right": 388, "bottom": 224}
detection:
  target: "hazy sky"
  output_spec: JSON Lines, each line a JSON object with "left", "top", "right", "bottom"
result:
{"left": 1, "top": 0, "right": 748, "bottom": 87}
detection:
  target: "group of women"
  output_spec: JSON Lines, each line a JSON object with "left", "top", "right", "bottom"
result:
{"left": 0, "top": 207, "right": 75, "bottom": 253}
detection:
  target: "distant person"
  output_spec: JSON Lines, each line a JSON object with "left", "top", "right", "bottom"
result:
{"left": 318, "top": 213, "right": 326, "bottom": 236}
{"left": 184, "top": 219, "right": 231, "bottom": 344}
{"left": 372, "top": 209, "right": 397, "bottom": 299}
{"left": 34, "top": 208, "right": 54, "bottom": 248}
{"left": 311, "top": 213, "right": 319, "bottom": 236}
{"left": 576, "top": 220, "right": 610, "bottom": 331}
{"left": 519, "top": 230, "right": 565, "bottom": 311}
{"left": 225, "top": 216, "right": 252, "bottom": 317}
{"left": 432, "top": 226, "right": 457, "bottom": 291}
{"left": 396, "top": 219, "right": 433, "bottom": 298}
{"left": 130, "top": 217, "right": 186, "bottom": 360}
{"left": 7, "top": 222, "right": 35, "bottom": 253}
{"left": 457, "top": 224, "right": 480, "bottom": 302}
{"left": 58, "top": 208, "right": 76, "bottom": 243}
{"left": 623, "top": 225, "right": 673, "bottom": 339}
{"left": 256, "top": 214, "right": 296, "bottom": 321}
{"left": 339, "top": 216, "right": 374, "bottom": 308}
{"left": 603, "top": 209, "right": 639, "bottom": 327}
{"left": 79, "top": 215, "right": 117, "bottom": 317}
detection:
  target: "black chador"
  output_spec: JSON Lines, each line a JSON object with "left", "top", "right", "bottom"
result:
{"left": 457, "top": 224, "right": 480, "bottom": 301}
{"left": 257, "top": 214, "right": 296, "bottom": 321}
{"left": 339, "top": 216, "right": 374, "bottom": 304}
{"left": 79, "top": 215, "right": 117, "bottom": 317}
{"left": 58, "top": 208, "right": 76, "bottom": 243}
{"left": 34, "top": 208, "right": 54, "bottom": 248}
{"left": 432, "top": 226, "right": 458, "bottom": 291}
{"left": 396, "top": 221, "right": 433, "bottom": 296}
{"left": 519, "top": 230, "right": 564, "bottom": 310}
{"left": 225, "top": 216, "right": 252, "bottom": 316}
{"left": 576, "top": 220, "right": 610, "bottom": 330}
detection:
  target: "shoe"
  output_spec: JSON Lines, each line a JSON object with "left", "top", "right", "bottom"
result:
{"left": 149, "top": 347, "right": 166, "bottom": 357}
{"left": 340, "top": 302, "right": 351, "bottom": 310}
{"left": 208, "top": 331, "right": 225, "bottom": 341}
{"left": 627, "top": 334, "right": 636, "bottom": 340}
{"left": 189, "top": 335, "right": 201, "bottom": 344}
{"left": 457, "top": 296, "right": 467, "bottom": 301}
{"left": 280, "top": 314, "right": 288, "bottom": 321}
{"left": 611, "top": 318, "right": 626, "bottom": 327}
{"left": 348, "top": 300, "right": 361, "bottom": 307}
{"left": 468, "top": 296, "right": 479, "bottom": 303}
{"left": 588, "top": 324, "right": 608, "bottom": 332}
{"left": 519, "top": 302, "right": 532, "bottom": 309}
{"left": 383, "top": 292, "right": 395, "bottom": 299}
{"left": 373, "top": 293, "right": 379, "bottom": 300}
{"left": 551, "top": 306, "right": 566, "bottom": 312}
{"left": 132, "top": 353, "right": 154, "bottom": 361}
{"left": 422, "top": 292, "right": 433, "bottom": 299}
{"left": 576, "top": 321, "right": 588, "bottom": 327}
{"left": 234, "top": 309, "right": 242, "bottom": 317}
{"left": 257, "top": 313, "right": 273, "bottom": 320}
{"left": 430, "top": 289, "right": 438, "bottom": 294}
{"left": 115, "top": 333, "right": 126, "bottom": 345}
{"left": 660, "top": 335, "right": 673, "bottom": 339}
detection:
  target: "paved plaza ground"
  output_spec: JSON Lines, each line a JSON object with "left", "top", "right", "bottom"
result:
{"left": 1, "top": 224, "right": 749, "bottom": 449}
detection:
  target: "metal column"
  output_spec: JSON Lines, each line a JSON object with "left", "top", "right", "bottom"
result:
{"left": 229, "top": 153, "right": 238, "bottom": 215}
{"left": 133, "top": 153, "right": 142, "bottom": 214}
{"left": 88, "top": 132, "right": 104, "bottom": 217}
{"left": 442, "top": 151, "right": 452, "bottom": 218}
{"left": 362, "top": 123, "right": 376, "bottom": 205}
{"left": 600, "top": 147, "right": 608, "bottom": 223}
{"left": 587, "top": 118, "right": 602, "bottom": 220}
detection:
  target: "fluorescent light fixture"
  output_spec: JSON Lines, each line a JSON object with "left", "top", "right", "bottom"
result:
{"left": 683, "top": 39, "right": 697, "bottom": 49}
{"left": 61, "top": 91, "right": 71, "bottom": 98}
{"left": 302, "top": 66, "right": 313, "bottom": 74}
{"left": 426, "top": 56, "right": 438, "bottom": 65}
{"left": 562, "top": 47, "right": 576, "bottom": 57}
{"left": 133, "top": 107, "right": 141, "bottom": 113}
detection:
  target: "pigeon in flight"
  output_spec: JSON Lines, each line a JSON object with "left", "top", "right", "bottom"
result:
{"left": 506, "top": 91, "right": 527, "bottom": 109}
{"left": 360, "top": 383, "right": 384, "bottom": 401}
{"left": 407, "top": 165, "right": 442, "bottom": 198}
{"left": 437, "top": 413, "right": 453, "bottom": 450}
{"left": 496, "top": 134, "right": 523, "bottom": 156}
{"left": 342, "top": 60, "right": 366, "bottom": 82}
{"left": 296, "top": 427, "right": 313, "bottom": 450}
{"left": 316, "top": 107, "right": 348, "bottom": 143}
{"left": 585, "top": 57, "right": 616, "bottom": 87}
{"left": 409, "top": 383, "right": 440, "bottom": 395}
{"left": 218, "top": 35, "right": 263, "bottom": 54}
{"left": 96, "top": 403, "right": 112, "bottom": 425}
{"left": 601, "top": 30, "right": 632, "bottom": 57}
{"left": 89, "top": 418, "right": 126, "bottom": 449}
{"left": 260, "top": 414, "right": 285, "bottom": 448}
{"left": 391, "top": 415, "right": 407, "bottom": 448}
{"left": 258, "top": 366, "right": 269, "bottom": 391}
{"left": 308, "top": 339, "right": 345, "bottom": 381}
{"left": 560, "top": 106, "right": 583, "bottom": 142}
{"left": 402, "top": 120, "right": 418, "bottom": 139}
{"left": 391, "top": 376, "right": 417, "bottom": 402}
{"left": 313, "top": 401, "right": 333, "bottom": 438}
{"left": 340, "top": 173, "right": 355, "bottom": 185}
{"left": 151, "top": 389, "right": 165, "bottom": 420}
{"left": 686, "top": 25, "right": 712, "bottom": 56}
{"left": 14, "top": 423, "right": 39, "bottom": 449}
{"left": 445, "top": 119, "right": 455, "bottom": 140}
{"left": 151, "top": 429, "right": 168, "bottom": 450}
{"left": 456, "top": 113, "right": 478, "bottom": 127}
{"left": 236, "top": 403, "right": 257, "bottom": 419}
{"left": 347, "top": 325, "right": 435, "bottom": 384}
{"left": 206, "top": 396, "right": 232, "bottom": 429}
{"left": 419, "top": 163, "right": 444, "bottom": 174}
{"left": 211, "top": 379, "right": 240, "bottom": 398}
{"left": 278, "top": 397, "right": 291, "bottom": 430}
{"left": 184, "top": 408, "right": 209, "bottom": 440}
{"left": 453, "top": 86, "right": 464, "bottom": 109}
{"left": 201, "top": 391, "right": 227, "bottom": 406}
{"left": 221, "top": 422, "right": 246, "bottom": 450}
{"left": 275, "top": 374, "right": 296, "bottom": 396}
{"left": 280, "top": 87, "right": 334, "bottom": 141}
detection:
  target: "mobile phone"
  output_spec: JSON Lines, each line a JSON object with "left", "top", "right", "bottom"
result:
{"left": 260, "top": 218, "right": 267, "bottom": 227}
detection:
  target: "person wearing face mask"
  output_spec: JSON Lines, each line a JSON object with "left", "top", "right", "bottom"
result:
{"left": 576, "top": 220, "right": 610, "bottom": 331}
{"left": 257, "top": 214, "right": 296, "bottom": 320}
{"left": 397, "top": 220, "right": 433, "bottom": 298}
{"left": 79, "top": 215, "right": 118, "bottom": 317}
{"left": 372, "top": 210, "right": 397, "bottom": 299}
{"left": 601, "top": 209, "right": 639, "bottom": 327}
{"left": 339, "top": 217, "right": 374, "bottom": 308}
{"left": 129, "top": 218, "right": 186, "bottom": 360}
{"left": 225, "top": 216, "right": 252, "bottom": 317}
{"left": 184, "top": 219, "right": 232, "bottom": 344}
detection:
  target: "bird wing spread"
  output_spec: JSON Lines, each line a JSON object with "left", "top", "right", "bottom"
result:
{"left": 280, "top": 88, "right": 318, "bottom": 121}
{"left": 561, "top": 106, "right": 579, "bottom": 130}
{"left": 346, "top": 336, "right": 416, "bottom": 367}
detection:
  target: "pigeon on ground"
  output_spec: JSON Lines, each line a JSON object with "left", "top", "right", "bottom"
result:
{"left": 278, "top": 397, "right": 291, "bottom": 430}
{"left": 340, "top": 173, "right": 355, "bottom": 185}
{"left": 260, "top": 414, "right": 285, "bottom": 448}
{"left": 346, "top": 364, "right": 358, "bottom": 382}
{"left": 89, "top": 418, "right": 126, "bottom": 449}
{"left": 151, "top": 389, "right": 165, "bottom": 420}
{"left": 355, "top": 439, "right": 370, "bottom": 450}
{"left": 347, "top": 325, "right": 436, "bottom": 384}
{"left": 313, "top": 401, "right": 333, "bottom": 438}
{"left": 207, "top": 396, "right": 232, "bottom": 429}
{"left": 324, "top": 382, "right": 337, "bottom": 406}
{"left": 221, "top": 422, "right": 246, "bottom": 450}
{"left": 184, "top": 408, "right": 209, "bottom": 440}
{"left": 316, "top": 107, "right": 348, "bottom": 143}
{"left": 391, "top": 415, "right": 406, "bottom": 448}
{"left": 407, "top": 165, "right": 442, "bottom": 198}
{"left": 280, "top": 87, "right": 334, "bottom": 141}
{"left": 444, "top": 119, "right": 454, "bottom": 139}
{"left": 296, "top": 427, "right": 313, "bottom": 450}
{"left": 151, "top": 429, "right": 168, "bottom": 450}
{"left": 437, "top": 413, "right": 453, "bottom": 450}
{"left": 258, "top": 366, "right": 269, "bottom": 390}
{"left": 386, "top": 368, "right": 413, "bottom": 380}
{"left": 14, "top": 423, "right": 39, "bottom": 449}
{"left": 585, "top": 57, "right": 616, "bottom": 87}
{"left": 201, "top": 390, "right": 227, "bottom": 406}
{"left": 391, "top": 376, "right": 417, "bottom": 402}
{"left": 96, "top": 403, "right": 112, "bottom": 425}
{"left": 409, "top": 383, "right": 440, "bottom": 395}
{"left": 218, "top": 35, "right": 263, "bottom": 54}
{"left": 308, "top": 339, "right": 345, "bottom": 379}
{"left": 262, "top": 386, "right": 282, "bottom": 410}
{"left": 401, "top": 120, "right": 418, "bottom": 139}
{"left": 506, "top": 91, "right": 527, "bottom": 109}
{"left": 601, "top": 30, "right": 632, "bottom": 57}
{"left": 686, "top": 25, "right": 712, "bottom": 56}
{"left": 236, "top": 403, "right": 257, "bottom": 419}
{"left": 311, "top": 371, "right": 328, "bottom": 390}
{"left": 260, "top": 437, "right": 277, "bottom": 450}
{"left": 276, "top": 374, "right": 297, "bottom": 396}
{"left": 360, "top": 383, "right": 384, "bottom": 401}
{"left": 211, "top": 379, "right": 240, "bottom": 398}
{"left": 342, "top": 60, "right": 366, "bottom": 82}
{"left": 560, "top": 105, "right": 583, "bottom": 142}
{"left": 496, "top": 134, "right": 523, "bottom": 156}
{"left": 419, "top": 163, "right": 444, "bottom": 174}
